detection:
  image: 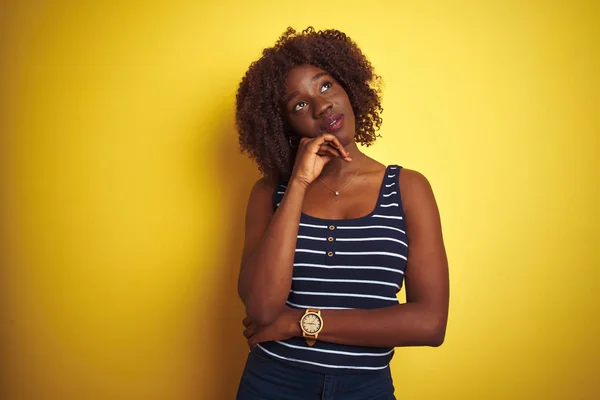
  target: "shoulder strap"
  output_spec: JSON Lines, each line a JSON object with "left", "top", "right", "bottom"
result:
{"left": 372, "top": 165, "right": 405, "bottom": 218}
{"left": 272, "top": 181, "right": 288, "bottom": 211}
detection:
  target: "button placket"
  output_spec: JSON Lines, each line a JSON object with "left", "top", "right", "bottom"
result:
{"left": 326, "top": 225, "right": 336, "bottom": 259}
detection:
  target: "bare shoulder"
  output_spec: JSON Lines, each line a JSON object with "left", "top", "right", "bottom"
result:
{"left": 399, "top": 168, "right": 431, "bottom": 187}
{"left": 248, "top": 175, "right": 279, "bottom": 201}
{"left": 399, "top": 168, "right": 437, "bottom": 213}
{"left": 254, "top": 175, "right": 279, "bottom": 189}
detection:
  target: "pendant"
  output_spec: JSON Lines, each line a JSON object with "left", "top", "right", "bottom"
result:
{"left": 334, "top": 191, "right": 340, "bottom": 196}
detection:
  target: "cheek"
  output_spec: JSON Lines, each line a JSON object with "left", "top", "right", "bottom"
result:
{"left": 289, "top": 115, "right": 317, "bottom": 136}
{"left": 342, "top": 95, "right": 355, "bottom": 114}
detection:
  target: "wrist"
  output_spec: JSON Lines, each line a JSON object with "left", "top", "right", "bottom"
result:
{"left": 288, "top": 177, "right": 311, "bottom": 192}
{"left": 288, "top": 308, "right": 304, "bottom": 337}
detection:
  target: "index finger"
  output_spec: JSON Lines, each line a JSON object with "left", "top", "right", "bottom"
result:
{"left": 310, "top": 134, "right": 348, "bottom": 157}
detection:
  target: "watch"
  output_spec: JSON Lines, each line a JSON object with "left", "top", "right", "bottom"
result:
{"left": 299, "top": 308, "right": 323, "bottom": 346}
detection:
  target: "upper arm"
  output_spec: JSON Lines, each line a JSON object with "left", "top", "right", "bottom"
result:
{"left": 400, "top": 169, "right": 449, "bottom": 317}
{"left": 240, "top": 177, "right": 277, "bottom": 271}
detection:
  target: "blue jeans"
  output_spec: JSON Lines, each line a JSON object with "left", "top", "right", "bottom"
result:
{"left": 236, "top": 350, "right": 396, "bottom": 400}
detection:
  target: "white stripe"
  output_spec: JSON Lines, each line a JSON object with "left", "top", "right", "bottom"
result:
{"left": 380, "top": 203, "right": 399, "bottom": 208}
{"left": 295, "top": 249, "right": 326, "bottom": 255}
{"left": 387, "top": 174, "right": 396, "bottom": 178}
{"left": 285, "top": 300, "right": 354, "bottom": 309}
{"left": 294, "top": 263, "right": 404, "bottom": 274}
{"left": 336, "top": 251, "right": 407, "bottom": 260}
{"left": 299, "top": 223, "right": 328, "bottom": 229}
{"left": 292, "top": 277, "right": 400, "bottom": 289}
{"left": 274, "top": 341, "right": 395, "bottom": 357}
{"left": 382, "top": 192, "right": 397, "bottom": 197}
{"left": 297, "top": 235, "right": 326, "bottom": 241}
{"left": 337, "top": 225, "right": 405, "bottom": 234}
{"left": 389, "top": 166, "right": 398, "bottom": 169}
{"left": 336, "top": 237, "right": 407, "bottom": 247}
{"left": 372, "top": 214, "right": 403, "bottom": 220}
{"left": 385, "top": 183, "right": 395, "bottom": 188}
{"left": 281, "top": 185, "right": 287, "bottom": 188}
{"left": 277, "top": 191, "right": 285, "bottom": 194}
{"left": 256, "top": 344, "right": 389, "bottom": 370}
{"left": 291, "top": 290, "right": 398, "bottom": 301}
{"left": 276, "top": 203, "right": 280, "bottom": 206}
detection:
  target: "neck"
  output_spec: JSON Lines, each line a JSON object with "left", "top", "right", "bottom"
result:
{"left": 320, "top": 141, "right": 364, "bottom": 179}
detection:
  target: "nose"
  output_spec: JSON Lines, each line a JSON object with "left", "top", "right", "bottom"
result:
{"left": 312, "top": 97, "right": 333, "bottom": 118}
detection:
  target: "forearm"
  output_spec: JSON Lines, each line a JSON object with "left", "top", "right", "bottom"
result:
{"left": 239, "top": 180, "right": 307, "bottom": 325}
{"left": 290, "top": 303, "right": 447, "bottom": 348}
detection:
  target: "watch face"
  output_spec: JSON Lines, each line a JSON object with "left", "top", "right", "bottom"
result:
{"left": 301, "top": 313, "right": 322, "bottom": 334}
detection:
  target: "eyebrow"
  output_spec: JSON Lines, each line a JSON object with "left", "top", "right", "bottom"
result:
{"left": 285, "top": 72, "right": 331, "bottom": 104}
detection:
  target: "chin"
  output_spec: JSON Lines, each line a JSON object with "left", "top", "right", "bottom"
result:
{"left": 336, "top": 131, "right": 354, "bottom": 148}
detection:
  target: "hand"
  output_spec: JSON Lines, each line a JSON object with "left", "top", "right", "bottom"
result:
{"left": 243, "top": 307, "right": 302, "bottom": 348}
{"left": 290, "top": 134, "right": 352, "bottom": 187}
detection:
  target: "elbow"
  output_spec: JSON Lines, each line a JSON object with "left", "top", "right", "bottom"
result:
{"left": 428, "top": 332, "right": 445, "bottom": 347}
{"left": 247, "top": 309, "right": 279, "bottom": 327}
{"left": 244, "top": 300, "right": 283, "bottom": 326}
{"left": 238, "top": 282, "right": 279, "bottom": 326}
{"left": 425, "top": 317, "right": 447, "bottom": 347}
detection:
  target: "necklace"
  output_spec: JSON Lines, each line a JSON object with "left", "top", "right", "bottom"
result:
{"left": 318, "top": 155, "right": 365, "bottom": 196}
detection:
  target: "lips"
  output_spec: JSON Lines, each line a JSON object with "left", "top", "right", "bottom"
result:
{"left": 321, "top": 113, "right": 344, "bottom": 133}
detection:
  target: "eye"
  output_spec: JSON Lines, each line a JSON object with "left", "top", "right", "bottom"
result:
{"left": 293, "top": 101, "right": 307, "bottom": 112}
{"left": 320, "top": 81, "right": 332, "bottom": 93}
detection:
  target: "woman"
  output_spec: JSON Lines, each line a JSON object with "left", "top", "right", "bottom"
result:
{"left": 234, "top": 27, "right": 449, "bottom": 400}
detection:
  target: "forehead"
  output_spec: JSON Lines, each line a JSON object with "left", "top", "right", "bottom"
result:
{"left": 286, "top": 64, "right": 329, "bottom": 87}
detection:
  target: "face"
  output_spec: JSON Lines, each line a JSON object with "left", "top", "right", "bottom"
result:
{"left": 284, "top": 64, "right": 356, "bottom": 147}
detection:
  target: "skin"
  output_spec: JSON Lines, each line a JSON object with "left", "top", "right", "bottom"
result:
{"left": 238, "top": 64, "right": 449, "bottom": 349}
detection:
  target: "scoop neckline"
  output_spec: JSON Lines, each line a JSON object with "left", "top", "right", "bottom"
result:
{"left": 299, "top": 165, "right": 393, "bottom": 223}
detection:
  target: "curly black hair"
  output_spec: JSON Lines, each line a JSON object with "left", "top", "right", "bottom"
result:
{"left": 235, "top": 27, "right": 383, "bottom": 180}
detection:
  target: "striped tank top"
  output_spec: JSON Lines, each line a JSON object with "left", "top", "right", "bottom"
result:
{"left": 253, "top": 165, "right": 408, "bottom": 373}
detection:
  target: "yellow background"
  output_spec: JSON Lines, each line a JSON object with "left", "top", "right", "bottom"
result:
{"left": 1, "top": 1, "right": 598, "bottom": 399}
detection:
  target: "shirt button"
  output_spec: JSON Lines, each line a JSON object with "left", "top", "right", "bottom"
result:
{"left": 327, "top": 251, "right": 334, "bottom": 257}
{"left": 329, "top": 225, "right": 335, "bottom": 231}
{"left": 328, "top": 237, "right": 334, "bottom": 242}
